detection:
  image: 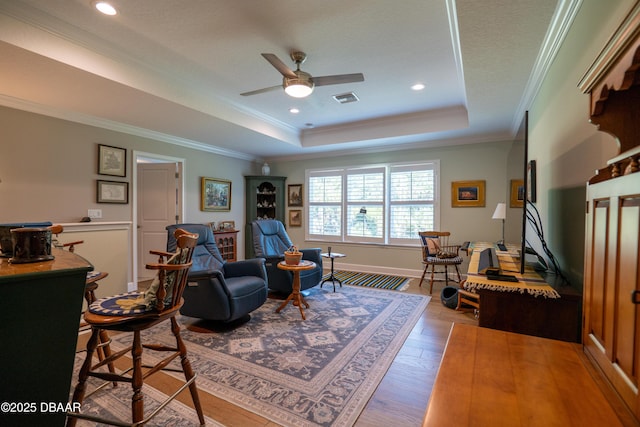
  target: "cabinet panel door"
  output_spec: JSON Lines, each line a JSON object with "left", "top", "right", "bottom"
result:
{"left": 584, "top": 173, "right": 640, "bottom": 416}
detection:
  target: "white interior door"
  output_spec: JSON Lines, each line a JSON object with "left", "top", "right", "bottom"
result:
{"left": 137, "top": 162, "right": 181, "bottom": 281}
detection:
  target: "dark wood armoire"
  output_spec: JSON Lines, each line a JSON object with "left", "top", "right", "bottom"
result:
{"left": 579, "top": 2, "right": 640, "bottom": 421}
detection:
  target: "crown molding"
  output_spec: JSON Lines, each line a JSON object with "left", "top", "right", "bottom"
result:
{"left": 512, "top": 0, "right": 583, "bottom": 133}
{"left": 0, "top": 94, "right": 258, "bottom": 161}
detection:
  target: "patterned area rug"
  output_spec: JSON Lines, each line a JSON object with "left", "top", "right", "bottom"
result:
{"left": 69, "top": 352, "right": 222, "bottom": 426}
{"left": 322, "top": 270, "right": 410, "bottom": 290}
{"left": 110, "top": 285, "right": 430, "bottom": 427}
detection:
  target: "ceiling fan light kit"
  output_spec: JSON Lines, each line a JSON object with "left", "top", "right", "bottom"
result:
{"left": 283, "top": 72, "right": 315, "bottom": 98}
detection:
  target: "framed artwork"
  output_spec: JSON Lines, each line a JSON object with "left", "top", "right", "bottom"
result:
{"left": 97, "top": 180, "right": 128, "bottom": 204}
{"left": 510, "top": 179, "right": 525, "bottom": 208}
{"left": 201, "top": 177, "right": 231, "bottom": 211}
{"left": 219, "top": 220, "right": 235, "bottom": 230}
{"left": 527, "top": 160, "right": 537, "bottom": 203}
{"left": 98, "top": 144, "right": 127, "bottom": 177}
{"left": 288, "top": 184, "right": 303, "bottom": 207}
{"left": 451, "top": 180, "right": 485, "bottom": 207}
{"left": 289, "top": 209, "right": 302, "bottom": 227}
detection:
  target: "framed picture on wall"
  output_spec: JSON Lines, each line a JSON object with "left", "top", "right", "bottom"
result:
{"left": 98, "top": 144, "right": 127, "bottom": 177}
{"left": 97, "top": 180, "right": 128, "bottom": 204}
{"left": 510, "top": 179, "right": 525, "bottom": 208}
{"left": 288, "top": 184, "right": 303, "bottom": 207}
{"left": 201, "top": 177, "right": 231, "bottom": 211}
{"left": 451, "top": 180, "right": 486, "bottom": 207}
{"left": 289, "top": 209, "right": 302, "bottom": 227}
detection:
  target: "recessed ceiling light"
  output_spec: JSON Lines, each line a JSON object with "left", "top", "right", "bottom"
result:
{"left": 289, "top": 108, "right": 300, "bottom": 114}
{"left": 93, "top": 1, "right": 118, "bottom": 16}
{"left": 411, "top": 83, "right": 425, "bottom": 91}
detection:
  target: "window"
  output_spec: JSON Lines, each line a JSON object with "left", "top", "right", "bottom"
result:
{"left": 306, "top": 161, "right": 438, "bottom": 245}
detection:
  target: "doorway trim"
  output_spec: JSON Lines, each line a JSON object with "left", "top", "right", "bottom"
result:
{"left": 132, "top": 150, "right": 186, "bottom": 290}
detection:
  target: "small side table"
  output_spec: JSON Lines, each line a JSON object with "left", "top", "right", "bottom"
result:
{"left": 320, "top": 252, "right": 346, "bottom": 292}
{"left": 276, "top": 260, "right": 316, "bottom": 320}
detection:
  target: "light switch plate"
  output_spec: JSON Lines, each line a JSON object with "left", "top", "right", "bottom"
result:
{"left": 88, "top": 209, "right": 102, "bottom": 219}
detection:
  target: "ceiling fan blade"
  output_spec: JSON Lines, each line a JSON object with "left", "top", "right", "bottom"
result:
{"left": 313, "top": 73, "right": 365, "bottom": 87}
{"left": 240, "top": 85, "right": 282, "bottom": 96}
{"left": 261, "top": 53, "right": 297, "bottom": 79}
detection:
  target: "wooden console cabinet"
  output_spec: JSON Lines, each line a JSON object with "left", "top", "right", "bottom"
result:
{"left": 213, "top": 229, "right": 238, "bottom": 262}
{"left": 477, "top": 279, "right": 582, "bottom": 342}
{"left": 464, "top": 243, "right": 581, "bottom": 342}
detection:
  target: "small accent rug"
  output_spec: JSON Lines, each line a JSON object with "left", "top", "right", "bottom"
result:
{"left": 322, "top": 270, "right": 410, "bottom": 290}
{"left": 68, "top": 354, "right": 222, "bottom": 426}
{"left": 110, "top": 285, "right": 430, "bottom": 427}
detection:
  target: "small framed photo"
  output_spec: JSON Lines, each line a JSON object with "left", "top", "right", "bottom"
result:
{"left": 288, "top": 184, "right": 303, "bottom": 207}
{"left": 202, "top": 177, "right": 231, "bottom": 211}
{"left": 97, "top": 180, "right": 128, "bottom": 204}
{"left": 219, "top": 220, "right": 235, "bottom": 230}
{"left": 451, "top": 180, "right": 486, "bottom": 207}
{"left": 98, "top": 144, "right": 127, "bottom": 177}
{"left": 510, "top": 179, "right": 525, "bottom": 208}
{"left": 289, "top": 209, "right": 302, "bottom": 227}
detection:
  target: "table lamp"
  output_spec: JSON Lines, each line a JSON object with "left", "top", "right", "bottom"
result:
{"left": 492, "top": 202, "right": 507, "bottom": 244}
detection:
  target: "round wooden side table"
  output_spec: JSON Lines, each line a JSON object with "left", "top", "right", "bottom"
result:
{"left": 276, "top": 260, "right": 316, "bottom": 320}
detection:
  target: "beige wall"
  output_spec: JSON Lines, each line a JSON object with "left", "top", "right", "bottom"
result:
{"left": 0, "top": 106, "right": 260, "bottom": 268}
{"left": 271, "top": 140, "right": 524, "bottom": 276}
{"left": 528, "top": 0, "right": 636, "bottom": 286}
{"left": 1, "top": 105, "right": 524, "bottom": 279}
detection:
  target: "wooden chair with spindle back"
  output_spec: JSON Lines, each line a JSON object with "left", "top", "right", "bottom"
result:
{"left": 418, "top": 231, "right": 464, "bottom": 294}
{"left": 66, "top": 228, "right": 204, "bottom": 426}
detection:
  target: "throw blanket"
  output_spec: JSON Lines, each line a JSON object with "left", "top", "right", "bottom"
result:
{"left": 464, "top": 242, "right": 560, "bottom": 298}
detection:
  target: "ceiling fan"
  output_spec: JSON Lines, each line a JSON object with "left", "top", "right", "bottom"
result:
{"left": 240, "top": 51, "right": 364, "bottom": 98}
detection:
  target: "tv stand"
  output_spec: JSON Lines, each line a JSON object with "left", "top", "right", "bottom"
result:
{"left": 464, "top": 243, "right": 581, "bottom": 342}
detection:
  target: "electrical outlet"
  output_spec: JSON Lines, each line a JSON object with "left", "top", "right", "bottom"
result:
{"left": 88, "top": 209, "right": 102, "bottom": 219}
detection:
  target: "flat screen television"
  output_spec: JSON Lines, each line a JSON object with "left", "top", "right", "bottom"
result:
{"left": 519, "top": 111, "right": 528, "bottom": 274}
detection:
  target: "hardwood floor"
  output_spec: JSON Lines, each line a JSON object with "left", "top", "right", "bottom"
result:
{"left": 82, "top": 275, "right": 638, "bottom": 427}
{"left": 354, "top": 278, "right": 477, "bottom": 426}
{"left": 88, "top": 277, "right": 478, "bottom": 426}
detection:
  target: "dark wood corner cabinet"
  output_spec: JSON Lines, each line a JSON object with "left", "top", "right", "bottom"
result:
{"left": 244, "top": 175, "right": 286, "bottom": 258}
{"left": 213, "top": 229, "right": 238, "bottom": 262}
{"left": 579, "top": 3, "right": 640, "bottom": 423}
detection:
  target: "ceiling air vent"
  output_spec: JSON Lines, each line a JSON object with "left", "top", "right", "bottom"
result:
{"left": 333, "top": 92, "right": 359, "bottom": 104}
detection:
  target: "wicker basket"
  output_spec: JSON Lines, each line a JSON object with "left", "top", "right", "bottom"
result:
{"left": 284, "top": 246, "right": 302, "bottom": 265}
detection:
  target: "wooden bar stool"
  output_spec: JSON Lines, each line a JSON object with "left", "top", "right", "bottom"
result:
{"left": 66, "top": 229, "right": 204, "bottom": 426}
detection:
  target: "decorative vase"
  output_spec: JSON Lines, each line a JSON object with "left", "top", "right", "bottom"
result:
{"left": 261, "top": 162, "right": 271, "bottom": 176}
{"left": 284, "top": 245, "right": 302, "bottom": 265}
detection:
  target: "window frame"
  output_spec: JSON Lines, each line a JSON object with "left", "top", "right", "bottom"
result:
{"left": 305, "top": 160, "right": 439, "bottom": 246}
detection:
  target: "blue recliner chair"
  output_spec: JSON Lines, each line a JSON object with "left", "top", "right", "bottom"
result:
{"left": 166, "top": 224, "right": 267, "bottom": 323}
{"left": 251, "top": 220, "right": 323, "bottom": 293}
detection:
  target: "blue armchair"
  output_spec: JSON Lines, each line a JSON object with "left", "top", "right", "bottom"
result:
{"left": 250, "top": 220, "right": 323, "bottom": 293}
{"left": 166, "top": 224, "right": 267, "bottom": 323}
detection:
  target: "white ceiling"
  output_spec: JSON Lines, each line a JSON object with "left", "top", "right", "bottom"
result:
{"left": 0, "top": 0, "right": 570, "bottom": 161}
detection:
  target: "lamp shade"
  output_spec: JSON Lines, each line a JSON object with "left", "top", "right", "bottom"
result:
{"left": 492, "top": 202, "right": 507, "bottom": 220}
